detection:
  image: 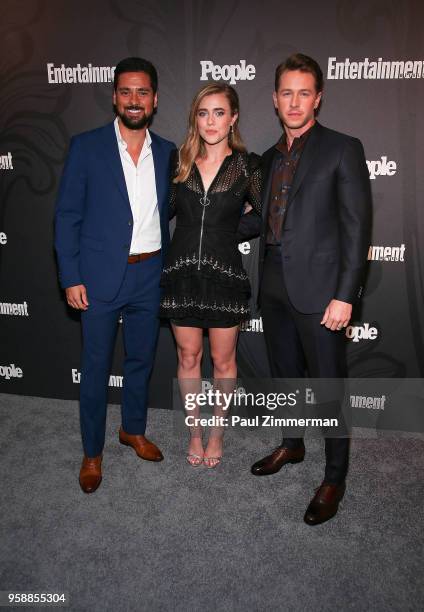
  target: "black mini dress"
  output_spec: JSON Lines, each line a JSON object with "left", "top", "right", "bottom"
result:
{"left": 159, "top": 150, "right": 262, "bottom": 328}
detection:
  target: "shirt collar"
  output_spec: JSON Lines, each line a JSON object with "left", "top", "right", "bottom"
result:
{"left": 114, "top": 117, "right": 152, "bottom": 150}
{"left": 276, "top": 122, "right": 315, "bottom": 154}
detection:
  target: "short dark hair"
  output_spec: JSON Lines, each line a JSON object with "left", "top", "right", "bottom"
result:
{"left": 274, "top": 53, "right": 324, "bottom": 93}
{"left": 113, "top": 57, "right": 158, "bottom": 93}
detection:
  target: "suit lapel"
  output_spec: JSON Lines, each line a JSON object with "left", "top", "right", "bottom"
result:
{"left": 150, "top": 132, "right": 166, "bottom": 212}
{"left": 100, "top": 122, "right": 132, "bottom": 213}
{"left": 287, "top": 122, "right": 322, "bottom": 207}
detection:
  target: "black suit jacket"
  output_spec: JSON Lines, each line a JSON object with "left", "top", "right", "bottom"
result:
{"left": 256, "top": 122, "right": 372, "bottom": 314}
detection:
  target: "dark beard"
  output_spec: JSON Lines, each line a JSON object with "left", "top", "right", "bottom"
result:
{"left": 117, "top": 107, "right": 153, "bottom": 130}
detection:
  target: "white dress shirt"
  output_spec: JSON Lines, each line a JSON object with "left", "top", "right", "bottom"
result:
{"left": 114, "top": 117, "right": 161, "bottom": 254}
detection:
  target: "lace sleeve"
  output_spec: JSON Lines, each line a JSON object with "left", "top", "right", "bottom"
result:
{"left": 169, "top": 149, "right": 179, "bottom": 219}
{"left": 236, "top": 153, "right": 262, "bottom": 242}
{"left": 247, "top": 153, "right": 262, "bottom": 214}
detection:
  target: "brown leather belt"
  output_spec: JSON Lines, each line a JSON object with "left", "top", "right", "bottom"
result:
{"left": 128, "top": 249, "right": 161, "bottom": 264}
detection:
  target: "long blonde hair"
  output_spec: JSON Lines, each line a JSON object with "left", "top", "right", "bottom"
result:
{"left": 174, "top": 83, "right": 246, "bottom": 183}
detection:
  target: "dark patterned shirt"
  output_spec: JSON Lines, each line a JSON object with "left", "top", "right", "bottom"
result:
{"left": 266, "top": 125, "right": 313, "bottom": 245}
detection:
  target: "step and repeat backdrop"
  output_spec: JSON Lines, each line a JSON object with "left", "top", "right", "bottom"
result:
{"left": 1, "top": 0, "right": 423, "bottom": 408}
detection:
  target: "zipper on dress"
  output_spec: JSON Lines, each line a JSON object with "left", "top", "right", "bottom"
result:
{"left": 198, "top": 190, "right": 210, "bottom": 270}
{"left": 195, "top": 154, "right": 230, "bottom": 271}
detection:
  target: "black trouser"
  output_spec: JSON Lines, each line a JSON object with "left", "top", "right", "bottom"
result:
{"left": 260, "top": 247, "right": 349, "bottom": 484}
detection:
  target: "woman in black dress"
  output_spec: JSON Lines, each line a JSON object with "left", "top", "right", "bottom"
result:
{"left": 160, "top": 83, "right": 261, "bottom": 467}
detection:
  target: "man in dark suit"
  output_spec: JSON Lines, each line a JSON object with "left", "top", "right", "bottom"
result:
{"left": 55, "top": 57, "right": 176, "bottom": 493}
{"left": 250, "top": 53, "right": 371, "bottom": 524}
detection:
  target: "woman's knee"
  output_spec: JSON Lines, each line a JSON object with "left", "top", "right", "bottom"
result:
{"left": 177, "top": 345, "right": 203, "bottom": 371}
{"left": 210, "top": 350, "right": 236, "bottom": 374}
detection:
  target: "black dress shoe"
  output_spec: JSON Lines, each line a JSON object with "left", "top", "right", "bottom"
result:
{"left": 304, "top": 481, "right": 346, "bottom": 525}
{"left": 251, "top": 445, "right": 305, "bottom": 476}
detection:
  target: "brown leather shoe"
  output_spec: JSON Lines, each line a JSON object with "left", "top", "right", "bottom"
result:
{"left": 250, "top": 445, "right": 305, "bottom": 476}
{"left": 304, "top": 481, "right": 346, "bottom": 525}
{"left": 79, "top": 455, "right": 102, "bottom": 494}
{"left": 119, "top": 428, "right": 164, "bottom": 461}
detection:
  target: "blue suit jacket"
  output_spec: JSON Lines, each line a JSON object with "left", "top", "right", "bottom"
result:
{"left": 55, "top": 122, "right": 176, "bottom": 301}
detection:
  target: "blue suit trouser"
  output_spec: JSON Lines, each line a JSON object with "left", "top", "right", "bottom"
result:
{"left": 79, "top": 254, "right": 161, "bottom": 457}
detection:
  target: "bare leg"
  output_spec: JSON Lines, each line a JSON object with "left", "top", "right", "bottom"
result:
{"left": 205, "top": 325, "right": 239, "bottom": 467}
{"left": 172, "top": 324, "right": 204, "bottom": 465}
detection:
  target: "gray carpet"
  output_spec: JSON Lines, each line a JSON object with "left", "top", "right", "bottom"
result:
{"left": 0, "top": 393, "right": 423, "bottom": 612}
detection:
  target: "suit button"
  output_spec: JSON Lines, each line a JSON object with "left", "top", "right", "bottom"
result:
{"left": 124, "top": 244, "right": 129, "bottom": 249}
{"left": 128, "top": 220, "right": 133, "bottom": 226}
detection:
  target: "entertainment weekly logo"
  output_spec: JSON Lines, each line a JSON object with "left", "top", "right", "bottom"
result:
{"left": 72, "top": 369, "right": 122, "bottom": 387}
{"left": 0, "top": 153, "right": 13, "bottom": 170}
{"left": 306, "top": 388, "right": 386, "bottom": 409}
{"left": 350, "top": 394, "right": 386, "bottom": 410}
{"left": 368, "top": 244, "right": 406, "bottom": 262}
{"left": 240, "top": 318, "right": 263, "bottom": 333}
{"left": 47, "top": 63, "right": 115, "bottom": 84}
{"left": 0, "top": 301, "right": 29, "bottom": 316}
{"left": 327, "top": 57, "right": 424, "bottom": 79}
{"left": 200, "top": 60, "right": 256, "bottom": 84}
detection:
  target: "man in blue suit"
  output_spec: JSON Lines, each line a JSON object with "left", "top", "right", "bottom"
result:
{"left": 55, "top": 57, "right": 176, "bottom": 493}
